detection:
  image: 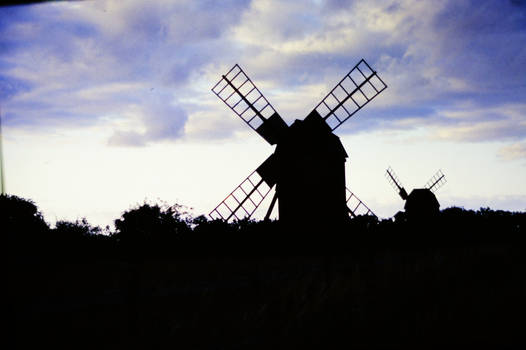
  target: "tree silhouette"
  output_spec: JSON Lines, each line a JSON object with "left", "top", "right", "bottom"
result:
{"left": 54, "top": 218, "right": 102, "bottom": 237}
{"left": 113, "top": 202, "right": 192, "bottom": 257}
{"left": 2, "top": 194, "right": 49, "bottom": 247}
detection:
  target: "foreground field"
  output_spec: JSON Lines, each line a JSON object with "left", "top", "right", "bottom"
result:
{"left": 5, "top": 195, "right": 526, "bottom": 348}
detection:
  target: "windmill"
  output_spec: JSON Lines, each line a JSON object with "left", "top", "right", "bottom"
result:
{"left": 385, "top": 166, "right": 447, "bottom": 220}
{"left": 208, "top": 59, "right": 387, "bottom": 226}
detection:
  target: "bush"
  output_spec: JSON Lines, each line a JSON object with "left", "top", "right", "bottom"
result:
{"left": 1, "top": 194, "right": 49, "bottom": 239}
{"left": 114, "top": 202, "right": 192, "bottom": 247}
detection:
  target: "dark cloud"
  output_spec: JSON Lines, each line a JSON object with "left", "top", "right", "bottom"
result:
{"left": 0, "top": 75, "right": 31, "bottom": 102}
{"left": 510, "top": 0, "right": 526, "bottom": 7}
{"left": 429, "top": 0, "right": 526, "bottom": 91}
{"left": 142, "top": 95, "right": 188, "bottom": 141}
{"left": 323, "top": 0, "right": 354, "bottom": 10}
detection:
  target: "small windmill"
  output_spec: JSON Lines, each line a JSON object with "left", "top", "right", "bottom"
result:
{"left": 385, "top": 166, "right": 447, "bottom": 219}
{"left": 209, "top": 59, "right": 387, "bottom": 225}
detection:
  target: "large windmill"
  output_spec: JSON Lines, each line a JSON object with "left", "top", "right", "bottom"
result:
{"left": 385, "top": 166, "right": 447, "bottom": 220}
{"left": 209, "top": 59, "right": 387, "bottom": 226}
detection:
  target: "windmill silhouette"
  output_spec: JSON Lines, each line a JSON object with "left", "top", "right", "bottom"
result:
{"left": 385, "top": 166, "right": 447, "bottom": 220}
{"left": 209, "top": 59, "right": 387, "bottom": 226}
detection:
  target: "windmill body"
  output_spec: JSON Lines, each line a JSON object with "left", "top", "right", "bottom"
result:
{"left": 209, "top": 60, "right": 386, "bottom": 225}
{"left": 273, "top": 111, "right": 349, "bottom": 225}
{"left": 404, "top": 188, "right": 440, "bottom": 219}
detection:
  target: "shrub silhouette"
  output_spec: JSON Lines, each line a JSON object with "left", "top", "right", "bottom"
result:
{"left": 48, "top": 218, "right": 107, "bottom": 256}
{"left": 54, "top": 218, "right": 102, "bottom": 237}
{"left": 2, "top": 194, "right": 49, "bottom": 245}
{"left": 113, "top": 202, "right": 192, "bottom": 256}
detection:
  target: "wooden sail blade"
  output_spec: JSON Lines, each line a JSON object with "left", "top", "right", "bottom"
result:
{"left": 312, "top": 58, "right": 387, "bottom": 131}
{"left": 209, "top": 170, "right": 273, "bottom": 222}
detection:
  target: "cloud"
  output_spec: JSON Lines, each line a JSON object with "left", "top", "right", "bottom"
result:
{"left": 217, "top": 0, "right": 526, "bottom": 143}
{"left": 430, "top": 103, "right": 526, "bottom": 142}
{"left": 0, "top": 0, "right": 249, "bottom": 143}
{"left": 107, "top": 130, "right": 146, "bottom": 147}
{"left": 1, "top": 0, "right": 525, "bottom": 151}
{"left": 0, "top": 75, "right": 31, "bottom": 102}
{"left": 107, "top": 91, "right": 188, "bottom": 147}
{"left": 498, "top": 142, "right": 526, "bottom": 161}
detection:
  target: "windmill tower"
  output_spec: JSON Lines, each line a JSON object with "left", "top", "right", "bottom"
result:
{"left": 209, "top": 59, "right": 386, "bottom": 226}
{"left": 385, "top": 166, "right": 447, "bottom": 220}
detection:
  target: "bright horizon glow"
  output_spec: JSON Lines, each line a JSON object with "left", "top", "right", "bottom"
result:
{"left": 1, "top": 0, "right": 525, "bottom": 228}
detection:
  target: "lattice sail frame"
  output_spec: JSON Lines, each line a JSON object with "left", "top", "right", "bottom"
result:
{"left": 209, "top": 171, "right": 273, "bottom": 222}
{"left": 314, "top": 59, "right": 387, "bottom": 131}
{"left": 425, "top": 169, "right": 447, "bottom": 193}
{"left": 346, "top": 188, "right": 377, "bottom": 218}
{"left": 385, "top": 166, "right": 404, "bottom": 193}
{"left": 211, "top": 64, "right": 278, "bottom": 132}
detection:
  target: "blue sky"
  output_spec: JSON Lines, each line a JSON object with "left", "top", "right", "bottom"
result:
{"left": 1, "top": 0, "right": 525, "bottom": 227}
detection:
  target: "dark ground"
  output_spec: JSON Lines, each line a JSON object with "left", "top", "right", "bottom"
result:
{"left": 4, "top": 195, "right": 526, "bottom": 349}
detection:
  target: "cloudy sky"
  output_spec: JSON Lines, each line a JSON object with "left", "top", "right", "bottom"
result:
{"left": 1, "top": 0, "right": 525, "bottom": 227}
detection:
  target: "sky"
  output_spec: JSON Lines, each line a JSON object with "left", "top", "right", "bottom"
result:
{"left": 1, "top": 0, "right": 525, "bottom": 228}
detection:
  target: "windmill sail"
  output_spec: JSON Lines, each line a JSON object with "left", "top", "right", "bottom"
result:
{"left": 425, "top": 169, "right": 446, "bottom": 193}
{"left": 385, "top": 166, "right": 408, "bottom": 200}
{"left": 313, "top": 58, "right": 387, "bottom": 131}
{"left": 211, "top": 64, "right": 288, "bottom": 145}
{"left": 209, "top": 170, "right": 273, "bottom": 222}
{"left": 346, "top": 188, "right": 376, "bottom": 218}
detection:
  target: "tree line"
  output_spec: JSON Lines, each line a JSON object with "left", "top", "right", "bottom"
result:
{"left": 5, "top": 193, "right": 526, "bottom": 348}
{"left": 3, "top": 193, "right": 525, "bottom": 259}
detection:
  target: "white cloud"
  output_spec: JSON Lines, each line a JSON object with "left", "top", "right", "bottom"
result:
{"left": 498, "top": 142, "right": 526, "bottom": 161}
{"left": 107, "top": 91, "right": 188, "bottom": 146}
{"left": 431, "top": 103, "right": 526, "bottom": 142}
